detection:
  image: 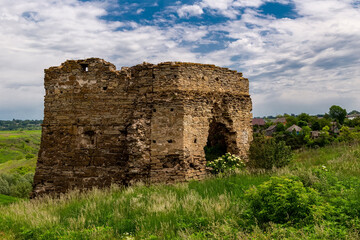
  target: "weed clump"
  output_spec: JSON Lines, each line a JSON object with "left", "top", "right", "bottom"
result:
{"left": 245, "top": 176, "right": 322, "bottom": 226}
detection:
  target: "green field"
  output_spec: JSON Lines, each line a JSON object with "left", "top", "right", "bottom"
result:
{"left": 0, "top": 141, "right": 359, "bottom": 239}
{"left": 0, "top": 130, "right": 40, "bottom": 205}
{"left": 0, "top": 130, "right": 40, "bottom": 174}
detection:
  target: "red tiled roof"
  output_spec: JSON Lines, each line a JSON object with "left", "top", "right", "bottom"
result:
{"left": 252, "top": 118, "right": 266, "bottom": 126}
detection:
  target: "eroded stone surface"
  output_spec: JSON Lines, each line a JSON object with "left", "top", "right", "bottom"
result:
{"left": 31, "top": 58, "right": 252, "bottom": 197}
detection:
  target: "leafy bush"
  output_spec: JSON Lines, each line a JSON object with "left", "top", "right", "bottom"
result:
{"left": 9, "top": 180, "right": 32, "bottom": 198}
{"left": 245, "top": 176, "right": 322, "bottom": 226}
{"left": 297, "top": 167, "right": 360, "bottom": 225}
{"left": 0, "top": 177, "right": 10, "bottom": 195}
{"left": 206, "top": 153, "right": 245, "bottom": 174}
{"left": 0, "top": 173, "right": 33, "bottom": 198}
{"left": 248, "top": 137, "right": 292, "bottom": 169}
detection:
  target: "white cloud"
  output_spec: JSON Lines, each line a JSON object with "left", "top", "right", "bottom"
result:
{"left": 176, "top": 0, "right": 272, "bottom": 19}
{"left": 177, "top": 4, "right": 204, "bottom": 18}
{"left": 201, "top": 0, "right": 234, "bottom": 10}
{"left": 173, "top": 0, "right": 360, "bottom": 116}
{"left": 0, "top": 0, "right": 200, "bottom": 119}
{"left": 222, "top": 0, "right": 360, "bottom": 116}
{"left": 136, "top": 8, "right": 144, "bottom": 14}
{"left": 233, "top": 0, "right": 267, "bottom": 8}
{"left": 0, "top": 0, "right": 359, "bottom": 119}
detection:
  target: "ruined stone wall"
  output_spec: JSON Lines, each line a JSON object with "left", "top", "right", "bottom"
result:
{"left": 32, "top": 58, "right": 252, "bottom": 197}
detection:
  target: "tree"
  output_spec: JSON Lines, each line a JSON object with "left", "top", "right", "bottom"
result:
{"left": 275, "top": 123, "right": 285, "bottom": 132}
{"left": 298, "top": 113, "right": 311, "bottom": 122}
{"left": 348, "top": 110, "right": 360, "bottom": 115}
{"left": 329, "top": 105, "right": 347, "bottom": 124}
{"left": 297, "top": 120, "right": 308, "bottom": 127}
{"left": 285, "top": 116, "right": 297, "bottom": 128}
{"left": 248, "top": 137, "right": 292, "bottom": 169}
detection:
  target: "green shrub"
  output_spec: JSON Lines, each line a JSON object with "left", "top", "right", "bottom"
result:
{"left": 0, "top": 173, "right": 34, "bottom": 198}
{"left": 206, "top": 153, "right": 245, "bottom": 174}
{"left": 0, "top": 177, "right": 10, "bottom": 195}
{"left": 248, "top": 137, "right": 292, "bottom": 169}
{"left": 9, "top": 180, "right": 32, "bottom": 198}
{"left": 245, "top": 176, "right": 322, "bottom": 226}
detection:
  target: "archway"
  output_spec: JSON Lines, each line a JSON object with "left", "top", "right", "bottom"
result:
{"left": 204, "top": 121, "right": 230, "bottom": 162}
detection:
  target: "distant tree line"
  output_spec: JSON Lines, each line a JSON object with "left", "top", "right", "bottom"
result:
{"left": 0, "top": 119, "right": 42, "bottom": 131}
{"left": 254, "top": 105, "right": 360, "bottom": 150}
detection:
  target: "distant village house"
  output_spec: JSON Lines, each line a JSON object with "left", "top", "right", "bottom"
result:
{"left": 274, "top": 117, "right": 286, "bottom": 125}
{"left": 252, "top": 118, "right": 266, "bottom": 126}
{"left": 286, "top": 124, "right": 302, "bottom": 134}
{"left": 347, "top": 114, "right": 360, "bottom": 120}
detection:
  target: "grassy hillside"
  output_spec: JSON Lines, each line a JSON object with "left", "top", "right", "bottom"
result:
{"left": 0, "top": 130, "right": 41, "bottom": 172}
{"left": 0, "top": 142, "right": 359, "bottom": 239}
{"left": 0, "top": 130, "right": 40, "bottom": 204}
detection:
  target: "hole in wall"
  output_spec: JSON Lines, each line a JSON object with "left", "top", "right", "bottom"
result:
{"left": 189, "top": 163, "right": 195, "bottom": 168}
{"left": 170, "top": 108, "right": 174, "bottom": 112}
{"left": 84, "top": 130, "right": 95, "bottom": 136}
{"left": 167, "top": 139, "right": 173, "bottom": 143}
{"left": 204, "top": 121, "right": 229, "bottom": 162}
{"left": 103, "top": 86, "right": 108, "bottom": 91}
{"left": 153, "top": 140, "right": 156, "bottom": 143}
{"left": 153, "top": 109, "right": 156, "bottom": 112}
{"left": 194, "top": 138, "right": 197, "bottom": 143}
{"left": 152, "top": 73, "right": 155, "bottom": 79}
{"left": 80, "top": 64, "right": 89, "bottom": 72}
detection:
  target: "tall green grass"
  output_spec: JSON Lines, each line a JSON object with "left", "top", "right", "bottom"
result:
{"left": 0, "top": 142, "right": 359, "bottom": 239}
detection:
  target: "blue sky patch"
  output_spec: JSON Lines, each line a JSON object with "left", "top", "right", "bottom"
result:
{"left": 259, "top": 2, "right": 299, "bottom": 19}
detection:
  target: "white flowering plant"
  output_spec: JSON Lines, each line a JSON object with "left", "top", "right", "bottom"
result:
{"left": 206, "top": 153, "right": 245, "bottom": 174}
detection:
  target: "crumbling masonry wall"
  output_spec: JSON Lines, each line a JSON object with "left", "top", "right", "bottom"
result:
{"left": 32, "top": 58, "right": 252, "bottom": 197}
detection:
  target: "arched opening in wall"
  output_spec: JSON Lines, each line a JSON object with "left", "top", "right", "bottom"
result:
{"left": 204, "top": 121, "right": 230, "bottom": 162}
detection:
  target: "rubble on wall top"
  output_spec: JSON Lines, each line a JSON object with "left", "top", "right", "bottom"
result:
{"left": 48, "top": 58, "right": 242, "bottom": 76}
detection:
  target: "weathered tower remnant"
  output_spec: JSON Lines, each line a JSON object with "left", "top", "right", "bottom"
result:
{"left": 32, "top": 58, "right": 252, "bottom": 197}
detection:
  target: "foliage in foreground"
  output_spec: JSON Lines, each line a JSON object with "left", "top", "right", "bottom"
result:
{"left": 0, "top": 143, "right": 360, "bottom": 239}
{"left": 245, "top": 176, "right": 322, "bottom": 226}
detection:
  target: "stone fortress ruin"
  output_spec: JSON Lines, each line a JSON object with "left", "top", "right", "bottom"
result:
{"left": 32, "top": 58, "right": 252, "bottom": 197}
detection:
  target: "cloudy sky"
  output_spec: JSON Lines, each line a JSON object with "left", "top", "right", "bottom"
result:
{"left": 0, "top": 0, "right": 359, "bottom": 119}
